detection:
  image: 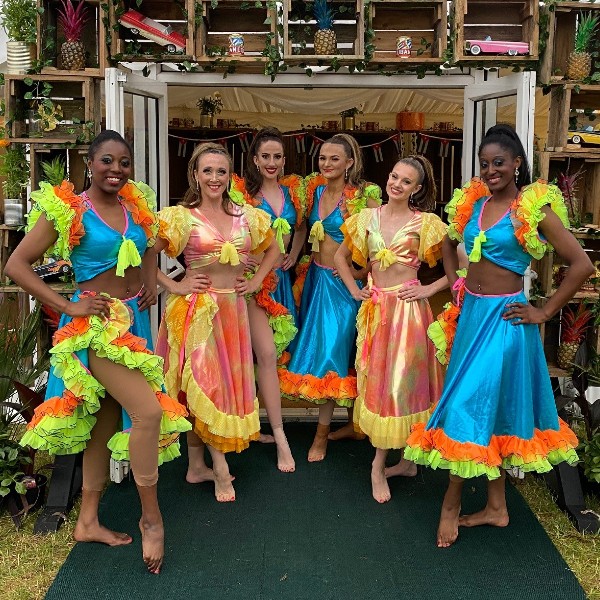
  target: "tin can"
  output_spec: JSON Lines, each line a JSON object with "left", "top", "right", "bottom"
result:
{"left": 228, "top": 33, "right": 245, "bottom": 56}
{"left": 396, "top": 36, "right": 412, "bottom": 58}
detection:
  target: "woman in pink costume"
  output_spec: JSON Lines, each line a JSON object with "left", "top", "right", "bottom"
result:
{"left": 335, "top": 155, "right": 448, "bottom": 503}
{"left": 6, "top": 130, "right": 191, "bottom": 574}
{"left": 155, "top": 143, "right": 280, "bottom": 502}
{"left": 230, "top": 127, "right": 307, "bottom": 472}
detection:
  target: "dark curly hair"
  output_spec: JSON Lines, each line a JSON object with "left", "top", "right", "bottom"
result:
{"left": 244, "top": 127, "right": 285, "bottom": 198}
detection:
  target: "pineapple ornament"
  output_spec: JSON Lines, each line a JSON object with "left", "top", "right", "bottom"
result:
{"left": 567, "top": 11, "right": 600, "bottom": 81}
{"left": 557, "top": 304, "right": 592, "bottom": 370}
{"left": 313, "top": 0, "right": 337, "bottom": 55}
{"left": 57, "top": 0, "right": 89, "bottom": 71}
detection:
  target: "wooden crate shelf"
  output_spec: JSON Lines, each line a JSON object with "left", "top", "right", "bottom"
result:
{"left": 30, "top": 144, "right": 90, "bottom": 192}
{"left": 538, "top": 2, "right": 600, "bottom": 85}
{"left": 368, "top": 0, "right": 447, "bottom": 65}
{"left": 196, "top": 0, "right": 276, "bottom": 64}
{"left": 452, "top": 0, "right": 538, "bottom": 63}
{"left": 4, "top": 75, "right": 100, "bottom": 143}
{"left": 282, "top": 0, "right": 365, "bottom": 62}
{"left": 37, "top": 0, "right": 107, "bottom": 76}
{"left": 108, "top": 0, "right": 195, "bottom": 62}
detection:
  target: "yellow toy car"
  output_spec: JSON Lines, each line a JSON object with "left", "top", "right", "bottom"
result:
{"left": 568, "top": 127, "right": 600, "bottom": 146}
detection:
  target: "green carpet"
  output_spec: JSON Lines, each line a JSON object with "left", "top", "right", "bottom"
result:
{"left": 45, "top": 423, "right": 586, "bottom": 600}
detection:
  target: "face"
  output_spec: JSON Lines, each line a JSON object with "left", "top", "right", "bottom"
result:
{"left": 387, "top": 162, "right": 422, "bottom": 204}
{"left": 318, "top": 143, "right": 353, "bottom": 181}
{"left": 87, "top": 140, "right": 132, "bottom": 194}
{"left": 254, "top": 139, "right": 285, "bottom": 181}
{"left": 478, "top": 143, "right": 521, "bottom": 193}
{"left": 194, "top": 152, "right": 230, "bottom": 202}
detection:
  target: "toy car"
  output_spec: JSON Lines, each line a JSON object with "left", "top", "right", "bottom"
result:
{"left": 465, "top": 37, "right": 529, "bottom": 56}
{"left": 568, "top": 127, "right": 600, "bottom": 146}
{"left": 119, "top": 9, "right": 186, "bottom": 54}
{"left": 33, "top": 259, "right": 72, "bottom": 281}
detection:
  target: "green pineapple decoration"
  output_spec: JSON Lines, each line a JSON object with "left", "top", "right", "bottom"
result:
{"left": 41, "top": 156, "right": 67, "bottom": 186}
{"left": 313, "top": 0, "right": 337, "bottom": 55}
{"left": 567, "top": 11, "right": 600, "bottom": 81}
{"left": 57, "top": 0, "right": 89, "bottom": 71}
{"left": 557, "top": 304, "right": 592, "bottom": 370}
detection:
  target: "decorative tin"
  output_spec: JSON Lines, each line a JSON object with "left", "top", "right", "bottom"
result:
{"left": 228, "top": 33, "right": 245, "bottom": 56}
{"left": 396, "top": 36, "right": 412, "bottom": 58}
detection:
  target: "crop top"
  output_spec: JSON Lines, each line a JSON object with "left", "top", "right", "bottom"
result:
{"left": 158, "top": 203, "right": 273, "bottom": 267}
{"left": 27, "top": 180, "right": 160, "bottom": 283}
{"left": 342, "top": 207, "right": 447, "bottom": 270}
{"left": 256, "top": 186, "right": 298, "bottom": 253}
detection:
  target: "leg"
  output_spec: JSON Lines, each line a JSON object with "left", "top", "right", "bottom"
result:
{"left": 88, "top": 350, "right": 164, "bottom": 573}
{"left": 185, "top": 431, "right": 215, "bottom": 484}
{"left": 74, "top": 393, "right": 132, "bottom": 546}
{"left": 371, "top": 447, "right": 391, "bottom": 503}
{"left": 328, "top": 406, "right": 365, "bottom": 441}
{"left": 384, "top": 448, "right": 418, "bottom": 478}
{"left": 437, "top": 474, "right": 464, "bottom": 548}
{"left": 459, "top": 470, "right": 510, "bottom": 528}
{"left": 308, "top": 401, "right": 334, "bottom": 462}
{"left": 247, "top": 299, "right": 295, "bottom": 473}
{"left": 205, "top": 444, "right": 235, "bottom": 502}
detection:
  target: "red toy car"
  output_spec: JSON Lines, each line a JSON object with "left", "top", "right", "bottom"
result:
{"left": 119, "top": 10, "right": 186, "bottom": 54}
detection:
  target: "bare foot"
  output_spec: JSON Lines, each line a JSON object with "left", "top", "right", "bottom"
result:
{"left": 139, "top": 518, "right": 164, "bottom": 574}
{"left": 73, "top": 521, "right": 133, "bottom": 546}
{"left": 273, "top": 428, "right": 295, "bottom": 473}
{"left": 384, "top": 459, "right": 418, "bottom": 479}
{"left": 327, "top": 422, "right": 366, "bottom": 441}
{"left": 437, "top": 502, "right": 461, "bottom": 548}
{"left": 308, "top": 424, "right": 329, "bottom": 462}
{"left": 186, "top": 465, "right": 215, "bottom": 484}
{"left": 214, "top": 469, "right": 236, "bottom": 502}
{"left": 459, "top": 507, "right": 509, "bottom": 528}
{"left": 371, "top": 465, "right": 392, "bottom": 503}
{"left": 259, "top": 432, "right": 275, "bottom": 444}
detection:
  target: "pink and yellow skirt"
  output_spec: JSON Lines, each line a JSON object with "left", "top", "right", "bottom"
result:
{"left": 156, "top": 288, "right": 260, "bottom": 453}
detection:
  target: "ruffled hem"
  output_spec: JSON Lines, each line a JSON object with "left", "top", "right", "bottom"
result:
{"left": 427, "top": 278, "right": 465, "bottom": 365}
{"left": 278, "top": 368, "right": 356, "bottom": 406}
{"left": 404, "top": 419, "right": 579, "bottom": 480}
{"left": 293, "top": 255, "right": 311, "bottom": 307}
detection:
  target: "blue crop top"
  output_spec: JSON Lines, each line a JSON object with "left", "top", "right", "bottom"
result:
{"left": 308, "top": 185, "right": 345, "bottom": 246}
{"left": 463, "top": 197, "right": 531, "bottom": 276}
{"left": 256, "top": 185, "right": 298, "bottom": 229}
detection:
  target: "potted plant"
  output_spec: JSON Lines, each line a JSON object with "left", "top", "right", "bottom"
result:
{"left": 313, "top": 0, "right": 336, "bottom": 55}
{"left": 196, "top": 92, "right": 223, "bottom": 128}
{"left": 57, "top": 0, "right": 89, "bottom": 71}
{"left": 567, "top": 12, "right": 600, "bottom": 81}
{"left": 557, "top": 304, "right": 593, "bottom": 370}
{"left": 557, "top": 166, "right": 585, "bottom": 227}
{"left": 0, "top": 144, "right": 29, "bottom": 226}
{"left": 0, "top": 0, "right": 40, "bottom": 74}
{"left": 340, "top": 106, "right": 363, "bottom": 131}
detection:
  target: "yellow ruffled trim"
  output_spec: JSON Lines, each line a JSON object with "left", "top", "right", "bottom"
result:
{"left": 242, "top": 203, "right": 275, "bottom": 254}
{"left": 278, "top": 174, "right": 306, "bottom": 223}
{"left": 418, "top": 212, "right": 447, "bottom": 267}
{"left": 446, "top": 178, "right": 490, "bottom": 243}
{"left": 158, "top": 206, "right": 193, "bottom": 258}
{"left": 340, "top": 209, "right": 372, "bottom": 268}
{"left": 118, "top": 180, "right": 160, "bottom": 246}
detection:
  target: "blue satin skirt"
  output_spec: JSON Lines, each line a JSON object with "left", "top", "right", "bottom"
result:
{"left": 273, "top": 267, "right": 298, "bottom": 326}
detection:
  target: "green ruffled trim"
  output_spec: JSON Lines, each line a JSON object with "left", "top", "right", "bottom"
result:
{"left": 345, "top": 183, "right": 382, "bottom": 215}
{"left": 229, "top": 186, "right": 246, "bottom": 206}
{"left": 107, "top": 429, "right": 188, "bottom": 465}
{"left": 427, "top": 316, "right": 449, "bottom": 366}
{"left": 269, "top": 313, "right": 298, "bottom": 357}
{"left": 281, "top": 391, "right": 355, "bottom": 408}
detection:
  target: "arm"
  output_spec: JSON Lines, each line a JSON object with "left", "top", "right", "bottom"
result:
{"left": 138, "top": 244, "right": 160, "bottom": 311}
{"left": 504, "top": 207, "right": 594, "bottom": 325}
{"left": 281, "top": 220, "right": 308, "bottom": 271}
{"left": 334, "top": 242, "right": 371, "bottom": 301}
{"left": 397, "top": 274, "right": 449, "bottom": 302}
{"left": 235, "top": 236, "right": 281, "bottom": 295}
{"left": 4, "top": 217, "right": 111, "bottom": 318}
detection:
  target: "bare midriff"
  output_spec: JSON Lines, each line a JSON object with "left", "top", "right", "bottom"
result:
{"left": 313, "top": 234, "right": 340, "bottom": 269}
{"left": 79, "top": 266, "right": 144, "bottom": 299}
{"left": 465, "top": 257, "right": 523, "bottom": 295}
{"left": 371, "top": 261, "right": 420, "bottom": 289}
{"left": 187, "top": 260, "right": 247, "bottom": 290}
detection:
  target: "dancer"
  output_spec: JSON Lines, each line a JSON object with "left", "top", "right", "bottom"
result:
{"left": 154, "top": 143, "right": 279, "bottom": 501}
{"left": 6, "top": 130, "right": 191, "bottom": 574}
{"left": 404, "top": 124, "right": 592, "bottom": 547}
{"left": 278, "top": 133, "right": 381, "bottom": 461}
{"left": 230, "top": 127, "right": 306, "bottom": 472}
{"left": 335, "top": 155, "right": 448, "bottom": 502}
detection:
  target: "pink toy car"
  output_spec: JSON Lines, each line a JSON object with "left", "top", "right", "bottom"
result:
{"left": 465, "top": 38, "right": 529, "bottom": 56}
{"left": 119, "top": 10, "right": 186, "bottom": 54}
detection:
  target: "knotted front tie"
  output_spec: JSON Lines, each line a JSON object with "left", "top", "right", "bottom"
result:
{"left": 219, "top": 241, "right": 240, "bottom": 266}
{"left": 468, "top": 230, "right": 487, "bottom": 262}
{"left": 308, "top": 220, "right": 325, "bottom": 252}
{"left": 374, "top": 248, "right": 397, "bottom": 271}
{"left": 272, "top": 217, "right": 291, "bottom": 253}
{"left": 115, "top": 237, "right": 142, "bottom": 277}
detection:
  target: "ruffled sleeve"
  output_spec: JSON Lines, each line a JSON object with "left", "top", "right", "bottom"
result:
{"left": 279, "top": 174, "right": 306, "bottom": 224}
{"left": 340, "top": 209, "right": 372, "bottom": 268}
{"left": 418, "top": 213, "right": 448, "bottom": 267}
{"left": 512, "top": 181, "right": 570, "bottom": 259}
{"left": 229, "top": 173, "right": 257, "bottom": 206}
{"left": 27, "top": 180, "right": 85, "bottom": 260}
{"left": 242, "top": 204, "right": 275, "bottom": 254}
{"left": 118, "top": 181, "right": 160, "bottom": 247}
{"left": 158, "top": 206, "right": 193, "bottom": 258}
{"left": 446, "top": 177, "right": 490, "bottom": 242}
{"left": 345, "top": 183, "right": 382, "bottom": 216}
{"left": 304, "top": 172, "right": 327, "bottom": 218}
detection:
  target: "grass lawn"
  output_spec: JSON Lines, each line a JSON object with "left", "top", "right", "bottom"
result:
{"left": 0, "top": 473, "right": 598, "bottom": 600}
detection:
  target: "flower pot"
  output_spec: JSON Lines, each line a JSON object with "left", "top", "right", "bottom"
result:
{"left": 3, "top": 199, "right": 24, "bottom": 226}
{"left": 200, "top": 114, "right": 213, "bottom": 128}
{"left": 6, "top": 41, "right": 36, "bottom": 74}
{"left": 343, "top": 116, "right": 355, "bottom": 130}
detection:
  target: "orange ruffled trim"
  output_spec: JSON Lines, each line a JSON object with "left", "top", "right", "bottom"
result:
{"left": 231, "top": 173, "right": 260, "bottom": 206}
{"left": 28, "top": 390, "right": 81, "bottom": 429}
{"left": 278, "top": 368, "right": 357, "bottom": 406}
{"left": 118, "top": 181, "right": 159, "bottom": 243}
{"left": 193, "top": 419, "right": 260, "bottom": 453}
{"left": 447, "top": 177, "right": 490, "bottom": 242}
{"left": 56, "top": 180, "right": 86, "bottom": 250}
{"left": 254, "top": 270, "right": 290, "bottom": 318}
{"left": 292, "top": 256, "right": 311, "bottom": 307}
{"left": 279, "top": 174, "right": 305, "bottom": 223}
{"left": 304, "top": 173, "right": 328, "bottom": 217}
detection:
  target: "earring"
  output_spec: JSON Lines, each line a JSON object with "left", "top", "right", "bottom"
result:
{"left": 515, "top": 167, "right": 519, "bottom": 181}
{"left": 87, "top": 169, "right": 93, "bottom": 181}
{"left": 409, "top": 192, "right": 414, "bottom": 202}
{"left": 196, "top": 179, "right": 199, "bottom": 191}
{"left": 344, "top": 168, "right": 348, "bottom": 180}
{"left": 256, "top": 165, "right": 260, "bottom": 173}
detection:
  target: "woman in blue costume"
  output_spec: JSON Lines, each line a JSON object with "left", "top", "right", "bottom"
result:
{"left": 230, "top": 127, "right": 306, "bottom": 472}
{"left": 278, "top": 133, "right": 381, "bottom": 461}
{"left": 405, "top": 124, "right": 592, "bottom": 548}
{"left": 6, "top": 130, "right": 190, "bottom": 574}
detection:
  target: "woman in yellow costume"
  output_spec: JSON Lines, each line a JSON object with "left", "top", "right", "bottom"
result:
{"left": 6, "top": 130, "right": 191, "bottom": 574}
{"left": 230, "top": 127, "right": 306, "bottom": 473}
{"left": 335, "top": 155, "right": 448, "bottom": 503}
{"left": 154, "top": 143, "right": 280, "bottom": 502}
{"left": 278, "top": 133, "right": 381, "bottom": 461}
